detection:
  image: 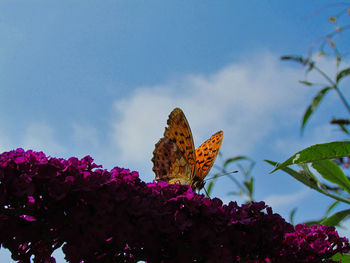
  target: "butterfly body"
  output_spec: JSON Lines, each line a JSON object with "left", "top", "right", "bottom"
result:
{"left": 152, "top": 108, "right": 223, "bottom": 191}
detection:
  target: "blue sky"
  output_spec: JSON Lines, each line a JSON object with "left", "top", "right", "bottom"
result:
{"left": 1, "top": 1, "right": 350, "bottom": 262}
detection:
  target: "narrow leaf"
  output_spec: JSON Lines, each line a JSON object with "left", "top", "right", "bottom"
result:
{"left": 325, "top": 201, "right": 340, "bottom": 217}
{"left": 206, "top": 181, "right": 214, "bottom": 195}
{"left": 336, "top": 67, "right": 350, "bottom": 83}
{"left": 280, "top": 55, "right": 304, "bottom": 63}
{"left": 330, "top": 118, "right": 350, "bottom": 125}
{"left": 266, "top": 160, "right": 350, "bottom": 204}
{"left": 312, "top": 160, "right": 350, "bottom": 194}
{"left": 299, "top": 80, "right": 314, "bottom": 86}
{"left": 338, "top": 124, "right": 350, "bottom": 135}
{"left": 289, "top": 208, "right": 297, "bottom": 225}
{"left": 265, "top": 160, "right": 320, "bottom": 190}
{"left": 320, "top": 209, "right": 350, "bottom": 226}
{"left": 330, "top": 119, "right": 350, "bottom": 134}
{"left": 270, "top": 141, "right": 350, "bottom": 173}
{"left": 223, "top": 156, "right": 252, "bottom": 169}
{"left": 243, "top": 177, "right": 254, "bottom": 194}
{"left": 301, "top": 87, "right": 331, "bottom": 133}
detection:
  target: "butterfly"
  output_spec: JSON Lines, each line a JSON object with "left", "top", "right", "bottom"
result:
{"left": 152, "top": 108, "right": 223, "bottom": 191}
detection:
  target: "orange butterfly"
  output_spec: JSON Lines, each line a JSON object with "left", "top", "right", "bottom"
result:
{"left": 152, "top": 108, "right": 223, "bottom": 191}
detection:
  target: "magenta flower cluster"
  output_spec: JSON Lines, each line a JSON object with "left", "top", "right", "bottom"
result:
{"left": 0, "top": 149, "right": 348, "bottom": 263}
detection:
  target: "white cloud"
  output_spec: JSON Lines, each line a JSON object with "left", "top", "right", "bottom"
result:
{"left": 110, "top": 52, "right": 309, "bottom": 171}
{"left": 22, "top": 122, "right": 65, "bottom": 156}
{"left": 263, "top": 188, "right": 311, "bottom": 209}
{"left": 111, "top": 90, "right": 176, "bottom": 164}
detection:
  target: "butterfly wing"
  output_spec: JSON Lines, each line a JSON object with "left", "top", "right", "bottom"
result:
{"left": 152, "top": 137, "right": 193, "bottom": 185}
{"left": 163, "top": 108, "right": 196, "bottom": 172}
{"left": 152, "top": 108, "right": 196, "bottom": 185}
{"left": 195, "top": 130, "right": 223, "bottom": 180}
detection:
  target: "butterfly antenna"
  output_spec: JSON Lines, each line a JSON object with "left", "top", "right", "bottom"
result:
{"left": 204, "top": 171, "right": 238, "bottom": 182}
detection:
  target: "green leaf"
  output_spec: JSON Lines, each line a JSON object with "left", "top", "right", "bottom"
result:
{"left": 270, "top": 141, "right": 350, "bottom": 173}
{"left": 265, "top": 160, "right": 320, "bottom": 190}
{"left": 280, "top": 55, "right": 304, "bottom": 63}
{"left": 301, "top": 87, "right": 331, "bottom": 134}
{"left": 330, "top": 118, "right": 350, "bottom": 125}
{"left": 289, "top": 208, "right": 297, "bottom": 225}
{"left": 325, "top": 201, "right": 340, "bottom": 217}
{"left": 312, "top": 160, "right": 350, "bottom": 194}
{"left": 223, "top": 156, "right": 252, "bottom": 169}
{"left": 338, "top": 124, "right": 350, "bottom": 135}
{"left": 206, "top": 181, "right": 214, "bottom": 196}
{"left": 299, "top": 80, "right": 314, "bottom": 86}
{"left": 266, "top": 160, "right": 350, "bottom": 205}
{"left": 336, "top": 67, "right": 350, "bottom": 83}
{"left": 330, "top": 119, "right": 350, "bottom": 134}
{"left": 331, "top": 253, "right": 350, "bottom": 262}
{"left": 301, "top": 202, "right": 340, "bottom": 225}
{"left": 330, "top": 118, "right": 350, "bottom": 134}
{"left": 243, "top": 177, "right": 254, "bottom": 194}
{"left": 339, "top": 124, "right": 350, "bottom": 134}
{"left": 320, "top": 209, "right": 350, "bottom": 226}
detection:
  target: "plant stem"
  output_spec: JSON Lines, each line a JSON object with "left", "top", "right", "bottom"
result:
{"left": 318, "top": 188, "right": 350, "bottom": 205}
{"left": 314, "top": 65, "right": 350, "bottom": 114}
{"left": 334, "top": 85, "right": 350, "bottom": 114}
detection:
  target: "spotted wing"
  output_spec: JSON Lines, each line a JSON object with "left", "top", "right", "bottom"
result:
{"left": 152, "top": 137, "right": 193, "bottom": 185}
{"left": 194, "top": 130, "right": 223, "bottom": 180}
{"left": 163, "top": 108, "right": 196, "bottom": 174}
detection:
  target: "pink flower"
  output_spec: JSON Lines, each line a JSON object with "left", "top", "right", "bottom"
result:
{"left": 0, "top": 148, "right": 348, "bottom": 262}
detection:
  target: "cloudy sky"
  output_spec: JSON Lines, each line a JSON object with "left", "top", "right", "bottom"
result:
{"left": 1, "top": 1, "right": 350, "bottom": 261}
